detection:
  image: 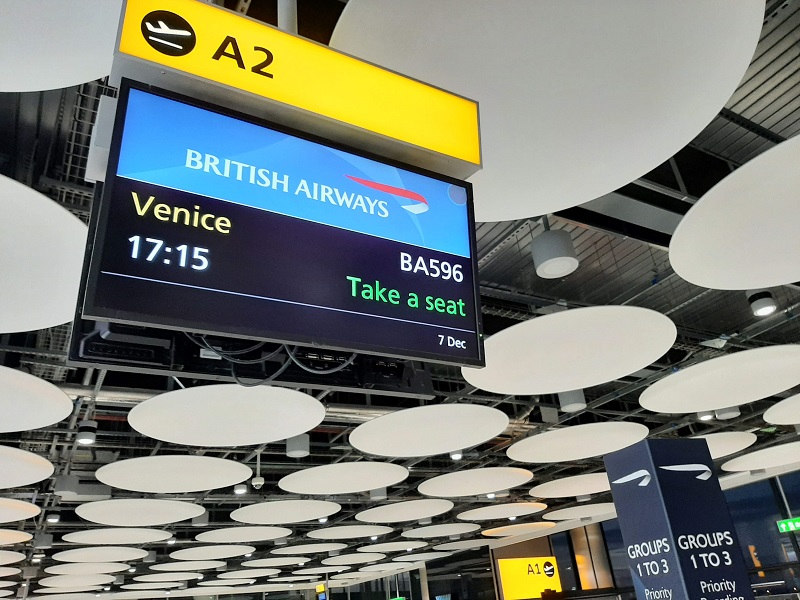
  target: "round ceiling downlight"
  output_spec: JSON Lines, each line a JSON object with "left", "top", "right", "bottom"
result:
{"left": 462, "top": 307, "right": 676, "bottom": 395}
{"left": 330, "top": 1, "right": 761, "bottom": 222}
{"left": 95, "top": 455, "right": 251, "bottom": 494}
{"left": 639, "top": 345, "right": 800, "bottom": 414}
{"left": 348, "top": 404, "right": 508, "bottom": 458}
{"left": 128, "top": 385, "right": 325, "bottom": 447}
{"left": 231, "top": 500, "right": 341, "bottom": 525}
{"left": 418, "top": 467, "right": 533, "bottom": 498}
{"left": 0, "top": 367, "right": 73, "bottom": 433}
{"left": 0, "top": 174, "right": 88, "bottom": 332}
{"left": 75, "top": 499, "right": 205, "bottom": 526}
{"left": 278, "top": 462, "right": 408, "bottom": 495}
{"left": 507, "top": 423, "right": 648, "bottom": 463}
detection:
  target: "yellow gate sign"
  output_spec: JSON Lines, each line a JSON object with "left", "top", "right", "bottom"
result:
{"left": 497, "top": 557, "right": 562, "bottom": 600}
{"left": 117, "top": 0, "right": 481, "bottom": 166}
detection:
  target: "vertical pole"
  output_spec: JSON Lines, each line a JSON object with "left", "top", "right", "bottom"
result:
{"left": 277, "top": 0, "right": 298, "bottom": 34}
{"left": 419, "top": 566, "right": 430, "bottom": 600}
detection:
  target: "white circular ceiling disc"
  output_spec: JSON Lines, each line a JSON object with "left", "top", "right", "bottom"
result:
{"left": 331, "top": 1, "right": 761, "bottom": 222}
{"left": 355, "top": 499, "right": 453, "bottom": 523}
{"left": 134, "top": 574, "right": 200, "bottom": 583}
{"left": 121, "top": 583, "right": 183, "bottom": 591}
{"left": 231, "top": 500, "right": 341, "bottom": 525}
{"left": 0, "top": 567, "right": 20, "bottom": 577}
{"left": 391, "top": 552, "right": 453, "bottom": 563}
{"left": 0, "top": 367, "right": 73, "bottom": 433}
{"left": 129, "top": 386, "right": 325, "bottom": 447}
{"left": 75, "top": 500, "right": 205, "bottom": 526}
{"left": 764, "top": 393, "right": 800, "bottom": 425}
{"left": 349, "top": 404, "right": 508, "bottom": 458}
{"left": 0, "top": 530, "right": 32, "bottom": 545}
{"left": 418, "top": 467, "right": 533, "bottom": 498}
{"left": 639, "top": 345, "right": 800, "bottom": 414}
{"left": 218, "top": 569, "right": 280, "bottom": 579}
{"left": 241, "top": 557, "right": 310, "bottom": 568}
{"left": 278, "top": 462, "right": 408, "bottom": 495}
{"left": 307, "top": 525, "right": 392, "bottom": 540}
{"left": 62, "top": 528, "right": 171, "bottom": 545}
{"left": 457, "top": 503, "right": 547, "bottom": 521}
{"left": 0, "top": 1, "right": 122, "bottom": 92}
{"left": 195, "top": 526, "right": 292, "bottom": 543}
{"left": 0, "top": 583, "right": 14, "bottom": 588}
{"left": 463, "top": 307, "right": 676, "bottom": 395}
{"left": 45, "top": 564, "right": 130, "bottom": 576}
{"left": 0, "top": 175, "right": 88, "bottom": 332}
{"left": 482, "top": 523, "right": 556, "bottom": 537}
{"left": 693, "top": 432, "right": 757, "bottom": 460}
{"left": 294, "top": 567, "right": 350, "bottom": 575}
{"left": 529, "top": 473, "right": 611, "bottom": 498}
{"left": 721, "top": 441, "right": 800, "bottom": 472}
{"left": 0, "top": 551, "right": 24, "bottom": 565}
{"left": 271, "top": 543, "right": 347, "bottom": 555}
{"left": 95, "top": 455, "right": 251, "bottom": 494}
{"left": 0, "top": 446, "right": 53, "bottom": 489}
{"left": 321, "top": 553, "right": 386, "bottom": 566}
{"left": 269, "top": 576, "right": 320, "bottom": 582}
{"left": 149, "top": 561, "right": 226, "bottom": 572}
{"left": 0, "top": 499, "right": 40, "bottom": 523}
{"left": 39, "top": 575, "right": 115, "bottom": 588}
{"left": 433, "top": 539, "right": 490, "bottom": 552}
{"left": 357, "top": 541, "right": 427, "bottom": 553}
{"left": 543, "top": 503, "right": 617, "bottom": 521}
{"left": 169, "top": 546, "right": 255, "bottom": 561}
{"left": 53, "top": 547, "right": 148, "bottom": 563}
{"left": 670, "top": 135, "right": 800, "bottom": 290}
{"left": 508, "top": 423, "right": 649, "bottom": 463}
{"left": 358, "top": 564, "right": 403, "bottom": 573}
{"left": 401, "top": 524, "right": 479, "bottom": 539}
{"left": 197, "top": 579, "right": 255, "bottom": 587}
{"left": 32, "top": 589, "right": 102, "bottom": 596}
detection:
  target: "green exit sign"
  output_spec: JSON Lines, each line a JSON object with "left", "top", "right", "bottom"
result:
{"left": 777, "top": 517, "right": 800, "bottom": 533}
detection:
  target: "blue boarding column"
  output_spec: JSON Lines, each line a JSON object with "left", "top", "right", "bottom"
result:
{"left": 604, "top": 439, "right": 753, "bottom": 600}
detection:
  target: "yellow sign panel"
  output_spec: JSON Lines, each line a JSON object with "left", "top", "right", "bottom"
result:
{"left": 497, "top": 557, "right": 562, "bottom": 600}
{"left": 117, "top": 0, "right": 480, "bottom": 165}
{"left": 315, "top": 585, "right": 326, "bottom": 594}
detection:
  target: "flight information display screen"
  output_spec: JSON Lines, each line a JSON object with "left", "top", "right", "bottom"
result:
{"left": 82, "top": 81, "right": 484, "bottom": 366}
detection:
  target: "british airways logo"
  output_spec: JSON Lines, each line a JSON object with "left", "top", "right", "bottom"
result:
{"left": 346, "top": 176, "right": 430, "bottom": 215}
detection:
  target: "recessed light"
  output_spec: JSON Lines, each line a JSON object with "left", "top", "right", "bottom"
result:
{"left": 370, "top": 536, "right": 378, "bottom": 541}
{"left": 486, "top": 493, "right": 496, "bottom": 499}
{"left": 318, "top": 517, "right": 328, "bottom": 524}
{"left": 449, "top": 450, "right": 463, "bottom": 461}
{"left": 234, "top": 483, "right": 247, "bottom": 495}
{"left": 697, "top": 411, "right": 714, "bottom": 422}
{"left": 167, "top": 537, "right": 176, "bottom": 545}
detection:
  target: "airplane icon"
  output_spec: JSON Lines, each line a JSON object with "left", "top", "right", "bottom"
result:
{"left": 145, "top": 20, "right": 193, "bottom": 50}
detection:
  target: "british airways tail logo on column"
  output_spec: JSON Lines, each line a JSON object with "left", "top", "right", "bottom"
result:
{"left": 346, "top": 176, "right": 429, "bottom": 215}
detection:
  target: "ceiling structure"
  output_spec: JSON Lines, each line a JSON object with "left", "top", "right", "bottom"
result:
{"left": 1, "top": 0, "right": 800, "bottom": 598}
